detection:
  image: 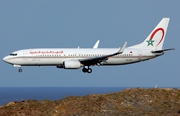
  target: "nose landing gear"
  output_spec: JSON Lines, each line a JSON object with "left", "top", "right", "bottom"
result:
{"left": 13, "top": 65, "right": 22, "bottom": 73}
{"left": 18, "top": 68, "right": 22, "bottom": 72}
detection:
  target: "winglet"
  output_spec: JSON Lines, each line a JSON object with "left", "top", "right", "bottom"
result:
{"left": 93, "top": 40, "right": 100, "bottom": 48}
{"left": 118, "top": 42, "right": 127, "bottom": 54}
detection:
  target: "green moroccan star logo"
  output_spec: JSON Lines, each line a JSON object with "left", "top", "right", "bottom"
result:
{"left": 146, "top": 39, "right": 154, "bottom": 46}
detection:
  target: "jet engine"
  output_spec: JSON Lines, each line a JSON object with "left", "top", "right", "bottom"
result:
{"left": 63, "top": 60, "right": 82, "bottom": 69}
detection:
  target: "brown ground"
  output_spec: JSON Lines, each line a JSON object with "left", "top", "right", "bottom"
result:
{"left": 1, "top": 88, "right": 180, "bottom": 116}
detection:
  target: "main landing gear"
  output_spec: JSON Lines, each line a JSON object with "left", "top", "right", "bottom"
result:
{"left": 82, "top": 67, "right": 92, "bottom": 73}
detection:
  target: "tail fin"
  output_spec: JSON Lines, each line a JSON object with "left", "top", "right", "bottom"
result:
{"left": 130, "top": 18, "right": 170, "bottom": 50}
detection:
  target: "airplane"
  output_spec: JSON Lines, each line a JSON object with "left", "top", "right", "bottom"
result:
{"left": 3, "top": 18, "right": 174, "bottom": 73}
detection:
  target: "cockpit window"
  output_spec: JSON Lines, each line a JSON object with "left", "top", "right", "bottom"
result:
{"left": 10, "top": 53, "right": 17, "bottom": 56}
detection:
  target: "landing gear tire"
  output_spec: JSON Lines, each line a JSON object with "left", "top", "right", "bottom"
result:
{"left": 87, "top": 68, "right": 92, "bottom": 73}
{"left": 82, "top": 67, "right": 92, "bottom": 73}
{"left": 18, "top": 69, "right": 22, "bottom": 73}
{"left": 82, "top": 68, "right": 87, "bottom": 73}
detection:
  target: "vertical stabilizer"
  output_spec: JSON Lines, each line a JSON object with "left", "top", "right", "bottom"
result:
{"left": 130, "top": 18, "right": 170, "bottom": 50}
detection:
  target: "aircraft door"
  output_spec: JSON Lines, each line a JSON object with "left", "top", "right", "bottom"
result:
{"left": 23, "top": 51, "right": 29, "bottom": 65}
{"left": 23, "top": 51, "right": 28, "bottom": 60}
{"left": 138, "top": 51, "right": 142, "bottom": 60}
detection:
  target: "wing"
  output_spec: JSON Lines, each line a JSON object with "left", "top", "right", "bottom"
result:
{"left": 79, "top": 42, "right": 127, "bottom": 66}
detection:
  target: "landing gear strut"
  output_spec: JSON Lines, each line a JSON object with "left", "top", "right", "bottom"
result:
{"left": 82, "top": 67, "right": 92, "bottom": 73}
{"left": 18, "top": 68, "right": 22, "bottom": 73}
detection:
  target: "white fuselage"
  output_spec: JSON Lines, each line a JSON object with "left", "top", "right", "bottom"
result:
{"left": 3, "top": 47, "right": 157, "bottom": 67}
{"left": 2, "top": 18, "right": 171, "bottom": 73}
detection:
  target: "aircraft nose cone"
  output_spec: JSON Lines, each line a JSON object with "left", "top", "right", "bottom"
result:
{"left": 3, "top": 56, "right": 9, "bottom": 63}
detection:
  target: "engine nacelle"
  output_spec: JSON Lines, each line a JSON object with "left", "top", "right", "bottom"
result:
{"left": 63, "top": 60, "right": 81, "bottom": 69}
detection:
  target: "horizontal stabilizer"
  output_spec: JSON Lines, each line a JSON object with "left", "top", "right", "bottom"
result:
{"left": 152, "top": 48, "right": 174, "bottom": 53}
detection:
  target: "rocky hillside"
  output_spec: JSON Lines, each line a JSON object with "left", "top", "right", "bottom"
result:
{"left": 1, "top": 88, "right": 180, "bottom": 116}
